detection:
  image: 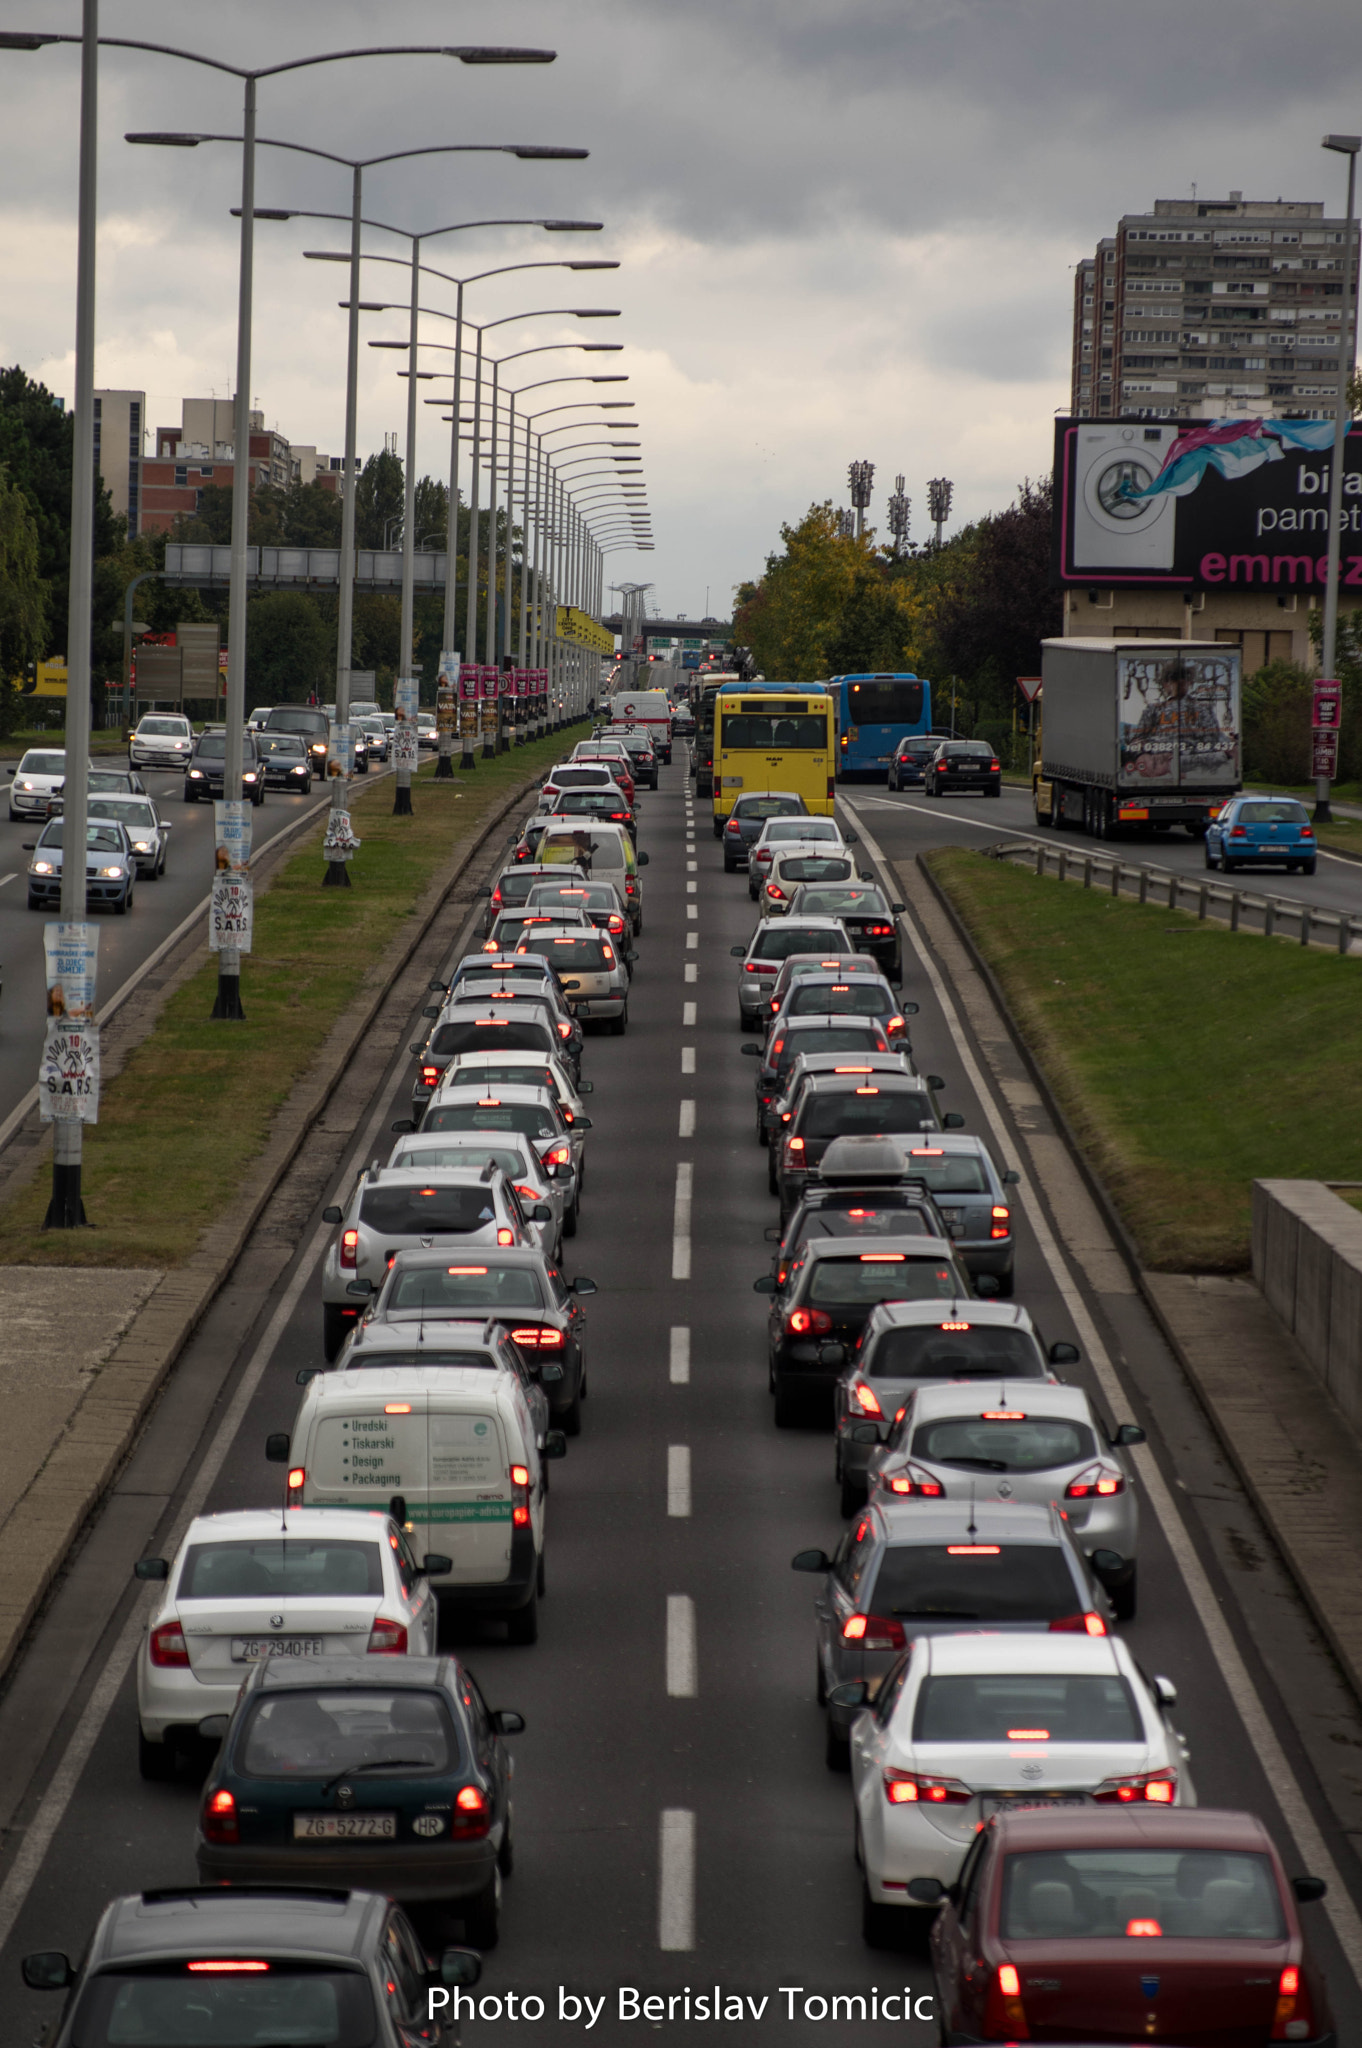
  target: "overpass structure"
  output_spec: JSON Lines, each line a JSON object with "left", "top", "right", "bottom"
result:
{"left": 601, "top": 616, "right": 733, "bottom": 642}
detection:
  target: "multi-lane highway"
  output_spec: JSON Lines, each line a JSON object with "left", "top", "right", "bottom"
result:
{"left": 3, "top": 759, "right": 1362, "bottom": 2042}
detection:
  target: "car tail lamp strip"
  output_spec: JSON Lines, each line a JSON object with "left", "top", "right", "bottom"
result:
{"left": 986, "top": 1964, "right": 1028, "bottom": 2040}
{"left": 852, "top": 1383, "right": 883, "bottom": 1417}
{"left": 1272, "top": 1965, "right": 1313, "bottom": 2041}
{"left": 882, "top": 1767, "right": 970, "bottom": 1806}
{"left": 1065, "top": 1464, "right": 1125, "bottom": 1499}
{"left": 1049, "top": 1611, "right": 1107, "bottom": 1636}
{"left": 188, "top": 1961, "right": 269, "bottom": 1973}
{"left": 545, "top": 1144, "right": 572, "bottom": 1166}
{"left": 149, "top": 1622, "right": 190, "bottom": 1668}
{"left": 787, "top": 1308, "right": 831, "bottom": 1336}
{"left": 366, "top": 1617, "right": 408, "bottom": 1655}
{"left": 1093, "top": 1768, "right": 1177, "bottom": 1804}
{"left": 453, "top": 1783, "right": 492, "bottom": 1839}
{"left": 339, "top": 1229, "right": 359, "bottom": 1271}
{"left": 881, "top": 1464, "right": 943, "bottom": 1498}
{"left": 202, "top": 1788, "right": 239, "bottom": 1845}
{"left": 511, "top": 1464, "right": 532, "bottom": 1528}
{"left": 842, "top": 1612, "right": 907, "bottom": 1651}
{"left": 511, "top": 1325, "right": 565, "bottom": 1349}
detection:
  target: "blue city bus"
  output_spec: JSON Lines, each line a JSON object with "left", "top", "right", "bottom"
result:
{"left": 830, "top": 672, "right": 933, "bottom": 779}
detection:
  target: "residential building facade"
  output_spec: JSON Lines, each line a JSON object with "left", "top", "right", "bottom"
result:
{"left": 92, "top": 388, "right": 146, "bottom": 537}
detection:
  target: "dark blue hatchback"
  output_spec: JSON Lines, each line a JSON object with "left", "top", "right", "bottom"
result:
{"left": 1205, "top": 796, "right": 1317, "bottom": 875}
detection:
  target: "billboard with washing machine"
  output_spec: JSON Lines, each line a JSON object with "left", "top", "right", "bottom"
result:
{"left": 1052, "top": 414, "right": 1362, "bottom": 592}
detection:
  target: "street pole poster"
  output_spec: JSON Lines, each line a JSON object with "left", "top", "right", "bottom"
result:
{"left": 437, "top": 652, "right": 459, "bottom": 766}
{"left": 328, "top": 719, "right": 355, "bottom": 781}
{"left": 40, "top": 921, "right": 99, "bottom": 1123}
{"left": 1312, "top": 679, "right": 1342, "bottom": 781}
{"left": 210, "top": 800, "right": 253, "bottom": 953}
{"left": 479, "top": 664, "right": 499, "bottom": 751}
{"left": 393, "top": 677, "right": 420, "bottom": 771}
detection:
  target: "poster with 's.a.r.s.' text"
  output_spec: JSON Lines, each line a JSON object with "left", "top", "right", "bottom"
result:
{"left": 40, "top": 921, "right": 99, "bottom": 1122}
{"left": 209, "top": 801, "right": 253, "bottom": 953}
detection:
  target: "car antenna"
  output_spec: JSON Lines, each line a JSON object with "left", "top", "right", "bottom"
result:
{"left": 968, "top": 1481, "right": 977, "bottom": 1539}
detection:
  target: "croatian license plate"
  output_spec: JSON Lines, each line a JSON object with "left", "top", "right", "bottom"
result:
{"left": 232, "top": 1637, "right": 325, "bottom": 1662}
{"left": 293, "top": 1811, "right": 397, "bottom": 1840}
{"left": 983, "top": 1795, "right": 1087, "bottom": 1818}
{"left": 938, "top": 1207, "right": 964, "bottom": 1224}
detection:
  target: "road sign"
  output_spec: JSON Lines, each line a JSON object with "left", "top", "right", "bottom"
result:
{"left": 1016, "top": 676, "right": 1042, "bottom": 702}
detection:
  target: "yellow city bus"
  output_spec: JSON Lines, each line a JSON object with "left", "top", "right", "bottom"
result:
{"left": 711, "top": 683, "right": 835, "bottom": 834}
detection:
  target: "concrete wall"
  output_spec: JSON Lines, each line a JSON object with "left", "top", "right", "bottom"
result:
{"left": 1252, "top": 1179, "right": 1362, "bottom": 1429}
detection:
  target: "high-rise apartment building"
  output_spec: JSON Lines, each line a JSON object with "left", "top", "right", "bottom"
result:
{"left": 1070, "top": 193, "right": 1357, "bottom": 423}
{"left": 92, "top": 388, "right": 146, "bottom": 536}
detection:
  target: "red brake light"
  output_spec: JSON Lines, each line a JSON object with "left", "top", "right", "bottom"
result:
{"left": 882, "top": 1766, "right": 969, "bottom": 1804}
{"left": 1008, "top": 1728, "right": 1049, "bottom": 1741}
{"left": 188, "top": 1960, "right": 267, "bottom": 1973}
{"left": 1050, "top": 1611, "right": 1108, "bottom": 1636}
{"left": 339, "top": 1227, "right": 359, "bottom": 1270}
{"left": 366, "top": 1617, "right": 408, "bottom": 1654}
{"left": 287, "top": 1467, "right": 306, "bottom": 1492}
{"left": 1065, "top": 1464, "right": 1126, "bottom": 1499}
{"left": 511, "top": 1464, "right": 530, "bottom": 1487}
{"left": 510, "top": 1461, "right": 532, "bottom": 1528}
{"left": 546, "top": 1143, "right": 572, "bottom": 1166}
{"left": 859, "top": 1252, "right": 904, "bottom": 1262}
{"left": 202, "top": 1787, "right": 239, "bottom": 1845}
{"left": 452, "top": 1783, "right": 491, "bottom": 1838}
{"left": 1229, "top": 826, "right": 1247, "bottom": 837}
{"left": 786, "top": 1135, "right": 805, "bottom": 1152}
{"left": 1094, "top": 1769, "right": 1178, "bottom": 1804}
{"left": 420, "top": 1065, "right": 440, "bottom": 1086}
{"left": 843, "top": 1612, "right": 907, "bottom": 1650}
{"left": 853, "top": 1383, "right": 883, "bottom": 1417}
{"left": 787, "top": 1307, "right": 832, "bottom": 1335}
{"left": 987, "top": 1963, "right": 1028, "bottom": 2040}
{"left": 510, "top": 1326, "right": 565, "bottom": 1348}
{"left": 384, "top": 1403, "right": 412, "bottom": 1415}
{"left": 149, "top": 1621, "right": 189, "bottom": 1668}
{"left": 881, "top": 1464, "right": 944, "bottom": 1499}
{"left": 947, "top": 1544, "right": 1000, "bottom": 1555}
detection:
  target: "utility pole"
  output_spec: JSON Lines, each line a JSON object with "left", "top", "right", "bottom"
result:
{"left": 887, "top": 474, "right": 910, "bottom": 559}
{"left": 927, "top": 476, "right": 954, "bottom": 552}
{"left": 847, "top": 459, "right": 874, "bottom": 539}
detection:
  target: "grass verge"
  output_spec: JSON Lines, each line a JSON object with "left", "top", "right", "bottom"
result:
{"left": 924, "top": 844, "right": 1362, "bottom": 1272}
{"left": 0, "top": 736, "right": 570, "bottom": 1268}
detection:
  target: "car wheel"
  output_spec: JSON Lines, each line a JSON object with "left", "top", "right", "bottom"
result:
{"left": 1222, "top": 857, "right": 1237, "bottom": 875}
{"left": 816, "top": 1654, "right": 827, "bottom": 1707}
{"left": 115, "top": 886, "right": 131, "bottom": 915}
{"left": 1204, "top": 842, "right": 1218, "bottom": 870}
{"left": 987, "top": 784, "right": 1001, "bottom": 798}
{"left": 138, "top": 1725, "right": 177, "bottom": 1783}
{"left": 773, "top": 1382, "right": 799, "bottom": 1430}
{"left": 712, "top": 816, "right": 723, "bottom": 838}
{"left": 862, "top": 1879, "right": 901, "bottom": 1949}
{"left": 301, "top": 776, "right": 312, "bottom": 795}
{"left": 322, "top": 1304, "right": 348, "bottom": 1363}
{"left": 560, "top": 1388, "right": 582, "bottom": 1437}
{"left": 7, "top": 808, "right": 19, "bottom": 823}
{"left": 462, "top": 1870, "right": 501, "bottom": 1950}
{"left": 824, "top": 1720, "right": 850, "bottom": 1772}
{"left": 1303, "top": 858, "right": 1317, "bottom": 876}
{"left": 755, "top": 1113, "right": 767, "bottom": 1147}
{"left": 840, "top": 1472, "right": 865, "bottom": 1519}
{"left": 1112, "top": 1566, "right": 1138, "bottom": 1623}
{"left": 506, "top": 1588, "right": 539, "bottom": 1646}
{"left": 609, "top": 1006, "right": 627, "bottom": 1036}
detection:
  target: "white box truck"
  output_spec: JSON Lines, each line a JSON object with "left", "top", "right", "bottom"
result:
{"left": 1032, "top": 637, "right": 1241, "bottom": 839}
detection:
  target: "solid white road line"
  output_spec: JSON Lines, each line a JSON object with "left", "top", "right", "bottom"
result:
{"left": 0, "top": 873, "right": 16, "bottom": 888}
{"left": 840, "top": 795, "right": 1362, "bottom": 1981}
{"left": 667, "top": 1445, "right": 692, "bottom": 1517}
{"left": 681, "top": 1046, "right": 696, "bottom": 1074}
{"left": 684, "top": 962, "right": 697, "bottom": 981}
{"left": 672, "top": 1159, "right": 693, "bottom": 1277}
{"left": 678, "top": 1100, "right": 696, "bottom": 1140}
{"left": 683, "top": 1001, "right": 697, "bottom": 1027}
{"left": 666, "top": 1595, "right": 698, "bottom": 1697}
{"left": 669, "top": 1326, "right": 690, "bottom": 1385}
{"left": 658, "top": 1808, "right": 696, "bottom": 1950}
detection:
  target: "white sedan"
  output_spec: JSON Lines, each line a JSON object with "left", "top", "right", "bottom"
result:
{"left": 133, "top": 1507, "right": 443, "bottom": 1780}
{"left": 747, "top": 813, "right": 853, "bottom": 901}
{"left": 842, "top": 1631, "right": 1192, "bottom": 1947}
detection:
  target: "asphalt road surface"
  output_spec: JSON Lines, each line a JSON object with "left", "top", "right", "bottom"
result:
{"left": 3, "top": 758, "right": 1361, "bottom": 2043}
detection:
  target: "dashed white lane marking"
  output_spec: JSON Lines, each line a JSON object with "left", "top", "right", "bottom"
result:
{"left": 658, "top": 1808, "right": 696, "bottom": 1950}
{"left": 687, "top": 859, "right": 697, "bottom": 872}
{"left": 684, "top": 962, "right": 697, "bottom": 981}
{"left": 672, "top": 1159, "right": 693, "bottom": 1277}
{"left": 686, "top": 904, "right": 697, "bottom": 920}
{"left": 669, "top": 1326, "right": 690, "bottom": 1384}
{"left": 686, "top": 880, "right": 697, "bottom": 893}
{"left": 667, "top": 1445, "right": 692, "bottom": 1517}
{"left": 681, "top": 1046, "right": 696, "bottom": 1074}
{"left": 666, "top": 1596, "right": 698, "bottom": 1698}
{"left": 683, "top": 1001, "right": 697, "bottom": 1026}
{"left": 678, "top": 1100, "right": 696, "bottom": 1139}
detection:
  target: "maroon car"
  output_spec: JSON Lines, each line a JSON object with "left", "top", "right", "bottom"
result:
{"left": 919, "top": 1806, "right": 1332, "bottom": 2045}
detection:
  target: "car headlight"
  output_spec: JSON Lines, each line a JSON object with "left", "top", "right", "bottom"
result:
{"left": 243, "top": 772, "right": 258, "bottom": 783}
{"left": 292, "top": 764, "right": 308, "bottom": 776}
{"left": 19, "top": 781, "right": 33, "bottom": 792}
{"left": 30, "top": 860, "right": 53, "bottom": 875}
{"left": 131, "top": 840, "right": 152, "bottom": 852}
{"left": 189, "top": 768, "right": 203, "bottom": 778}
{"left": 98, "top": 864, "right": 124, "bottom": 878}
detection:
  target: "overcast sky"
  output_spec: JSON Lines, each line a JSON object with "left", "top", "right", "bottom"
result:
{"left": 4, "top": 0, "right": 1362, "bottom": 625}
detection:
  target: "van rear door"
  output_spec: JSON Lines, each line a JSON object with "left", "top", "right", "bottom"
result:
{"left": 308, "top": 1393, "right": 428, "bottom": 1510}
{"left": 427, "top": 1407, "right": 513, "bottom": 1584}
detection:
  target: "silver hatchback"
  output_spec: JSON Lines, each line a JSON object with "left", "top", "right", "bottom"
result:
{"left": 515, "top": 923, "right": 632, "bottom": 1031}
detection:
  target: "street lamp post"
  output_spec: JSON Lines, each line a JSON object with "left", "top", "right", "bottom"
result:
{"left": 1317, "top": 133, "right": 1362, "bottom": 826}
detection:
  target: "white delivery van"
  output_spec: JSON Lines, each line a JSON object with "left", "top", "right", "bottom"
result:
{"left": 605, "top": 689, "right": 672, "bottom": 762}
{"left": 268, "top": 1357, "right": 565, "bottom": 1644}
{"left": 536, "top": 821, "right": 648, "bottom": 935}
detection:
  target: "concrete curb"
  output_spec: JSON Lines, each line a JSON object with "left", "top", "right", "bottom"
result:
{"left": 915, "top": 846, "right": 1362, "bottom": 1715}
{"left": 0, "top": 738, "right": 574, "bottom": 1680}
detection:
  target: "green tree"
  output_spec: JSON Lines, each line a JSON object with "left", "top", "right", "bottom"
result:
{"left": 414, "top": 473, "right": 449, "bottom": 550}
{"left": 733, "top": 503, "right": 879, "bottom": 678}
{"left": 355, "top": 449, "right": 405, "bottom": 548}
{"left": 1242, "top": 658, "right": 1313, "bottom": 785}
{"left": 0, "top": 461, "right": 48, "bottom": 678}
{"left": 822, "top": 573, "right": 910, "bottom": 673}
{"left": 243, "top": 590, "right": 332, "bottom": 703}
{"left": 283, "top": 478, "right": 343, "bottom": 546}
{"left": 0, "top": 365, "right": 122, "bottom": 657}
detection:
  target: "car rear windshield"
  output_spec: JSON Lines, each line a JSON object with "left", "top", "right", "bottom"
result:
{"left": 444, "top": 1064, "right": 559, "bottom": 1094}
{"left": 240, "top": 1686, "right": 458, "bottom": 1779}
{"left": 777, "top": 856, "right": 854, "bottom": 883}
{"left": 913, "top": 1415, "right": 1096, "bottom": 1469}
{"left": 943, "top": 743, "right": 994, "bottom": 758}
{"left": 257, "top": 733, "right": 305, "bottom": 756}
{"left": 999, "top": 1849, "right": 1285, "bottom": 1941}
{"left": 426, "top": 1104, "right": 558, "bottom": 1139}
{"left": 493, "top": 869, "right": 549, "bottom": 906}
{"left": 70, "top": 1968, "right": 377, "bottom": 2047}
{"left": 519, "top": 936, "right": 613, "bottom": 971}
{"left": 540, "top": 834, "right": 626, "bottom": 870}
{"left": 552, "top": 768, "right": 613, "bottom": 787}
{"left": 553, "top": 792, "right": 629, "bottom": 815}
{"left": 178, "top": 1538, "right": 383, "bottom": 1600}
{"left": 789, "top": 984, "right": 893, "bottom": 1019}
{"left": 867, "top": 1325, "right": 1045, "bottom": 1380}
{"left": 392, "top": 1145, "right": 532, "bottom": 1180}
{"left": 755, "top": 928, "right": 848, "bottom": 963}
{"left": 137, "top": 717, "right": 188, "bottom": 736}
{"left": 913, "top": 1674, "right": 1140, "bottom": 1745}
{"left": 775, "top": 1026, "right": 888, "bottom": 1071}
{"left": 527, "top": 884, "right": 621, "bottom": 914}
{"left": 352, "top": 1348, "right": 494, "bottom": 1369}
{"left": 265, "top": 708, "right": 326, "bottom": 734}
{"left": 90, "top": 801, "right": 155, "bottom": 828}
{"left": 19, "top": 752, "right": 64, "bottom": 775}
{"left": 800, "top": 1091, "right": 930, "bottom": 1137}
{"left": 805, "top": 1256, "right": 959, "bottom": 1306}
{"left": 763, "top": 818, "right": 840, "bottom": 843}
{"left": 735, "top": 796, "right": 804, "bottom": 819}
{"left": 429, "top": 1022, "right": 553, "bottom": 1058}
{"left": 896, "top": 1151, "right": 991, "bottom": 1193}
{"left": 867, "top": 1543, "right": 1078, "bottom": 1622}
{"left": 796, "top": 888, "right": 889, "bottom": 917}
{"left": 359, "top": 1185, "right": 497, "bottom": 1234}
{"left": 797, "top": 1207, "right": 932, "bottom": 1244}
{"left": 387, "top": 1265, "right": 545, "bottom": 1311}
{"left": 1238, "top": 801, "right": 1309, "bottom": 825}
{"left": 721, "top": 714, "right": 828, "bottom": 748}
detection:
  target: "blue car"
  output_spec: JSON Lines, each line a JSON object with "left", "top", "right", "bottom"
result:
{"left": 1205, "top": 796, "right": 1317, "bottom": 875}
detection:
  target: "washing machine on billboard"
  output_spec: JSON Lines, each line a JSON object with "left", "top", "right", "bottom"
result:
{"left": 1071, "top": 422, "right": 1179, "bottom": 571}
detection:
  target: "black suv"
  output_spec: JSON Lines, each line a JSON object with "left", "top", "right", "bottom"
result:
{"left": 184, "top": 730, "right": 264, "bottom": 804}
{"left": 21, "top": 1885, "right": 481, "bottom": 2047}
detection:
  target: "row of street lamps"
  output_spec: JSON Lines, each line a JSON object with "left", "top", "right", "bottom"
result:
{"left": 2, "top": 14, "right": 652, "bottom": 1227}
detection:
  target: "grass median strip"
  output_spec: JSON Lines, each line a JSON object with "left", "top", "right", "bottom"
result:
{"left": 0, "top": 737, "right": 568, "bottom": 1268}
{"left": 924, "top": 844, "right": 1362, "bottom": 1272}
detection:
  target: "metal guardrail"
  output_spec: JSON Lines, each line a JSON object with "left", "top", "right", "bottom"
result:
{"left": 993, "top": 839, "right": 1361, "bottom": 956}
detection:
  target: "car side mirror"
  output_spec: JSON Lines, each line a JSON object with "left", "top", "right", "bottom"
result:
{"left": 530, "top": 1202, "right": 553, "bottom": 1222}
{"left": 844, "top": 829, "right": 858, "bottom": 844}
{"left": 1152, "top": 1674, "right": 1178, "bottom": 1710}
{"left": 906, "top": 1877, "right": 946, "bottom": 1907}
{"left": 422, "top": 1004, "right": 441, "bottom": 1018}
{"left": 572, "top": 1276, "right": 598, "bottom": 1296}
{"left": 264, "top": 1433, "right": 291, "bottom": 1463}
{"left": 296, "top": 1368, "right": 320, "bottom": 1386}
{"left": 439, "top": 1946, "right": 483, "bottom": 1990}
{"left": 492, "top": 1709, "right": 525, "bottom": 1736}
{"left": 476, "top": 886, "right": 491, "bottom": 898}
{"left": 819, "top": 1341, "right": 847, "bottom": 1367}
{"left": 943, "top": 1112, "right": 966, "bottom": 1129}
{"left": 891, "top": 902, "right": 905, "bottom": 914}
{"left": 389, "top": 1494, "right": 408, "bottom": 1525}
{"left": 927, "top": 1074, "right": 946, "bottom": 1091}
{"left": 637, "top": 850, "right": 649, "bottom": 865}
{"left": 421, "top": 1553, "right": 453, "bottom": 1577}
{"left": 540, "top": 1361, "right": 564, "bottom": 1383}
{"left": 763, "top": 1225, "right": 783, "bottom": 1243}
{"left": 826, "top": 1680, "right": 869, "bottom": 1710}
{"left": 21, "top": 842, "right": 34, "bottom": 851}
{"left": 578, "top": 1079, "right": 594, "bottom": 1093}
{"left": 322, "top": 1205, "right": 343, "bottom": 1225}
{"left": 740, "top": 1043, "right": 761, "bottom": 1056}
{"left": 1090, "top": 1548, "right": 1126, "bottom": 1585}
{"left": 974, "top": 1275, "right": 999, "bottom": 1298}
{"left": 346, "top": 1278, "right": 374, "bottom": 1298}
{"left": 21, "top": 1952, "right": 73, "bottom": 1992}
{"left": 543, "top": 1431, "right": 568, "bottom": 1460}
{"left": 730, "top": 945, "right": 746, "bottom": 957}
{"left": 1112, "top": 1422, "right": 1146, "bottom": 1448}
{"left": 1049, "top": 1341, "right": 1080, "bottom": 1365}
{"left": 627, "top": 950, "right": 640, "bottom": 963}
{"left": 1292, "top": 1875, "right": 1328, "bottom": 1905}
{"left": 574, "top": 1116, "right": 592, "bottom": 1129}
{"left": 133, "top": 1557, "right": 169, "bottom": 1581}
{"left": 391, "top": 1118, "right": 415, "bottom": 1133}
{"left": 753, "top": 1275, "right": 777, "bottom": 1295}
{"left": 408, "top": 1042, "right": 424, "bottom": 1056}
{"left": 791, "top": 1548, "right": 830, "bottom": 1574}
{"left": 1002, "top": 1168, "right": 1020, "bottom": 1184}
{"left": 902, "top": 1001, "right": 919, "bottom": 1015}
